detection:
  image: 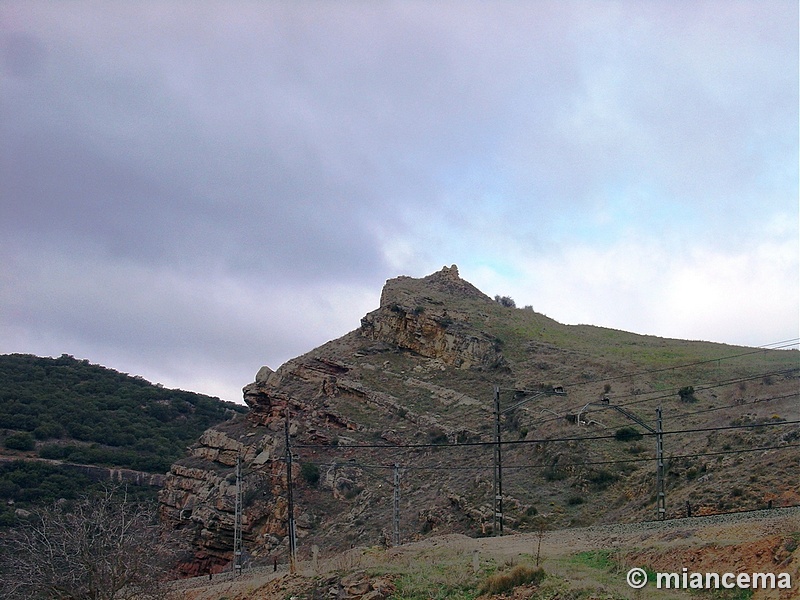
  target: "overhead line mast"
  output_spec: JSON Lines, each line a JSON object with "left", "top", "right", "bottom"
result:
{"left": 233, "top": 452, "right": 243, "bottom": 575}
{"left": 285, "top": 404, "right": 298, "bottom": 573}
{"left": 493, "top": 385, "right": 566, "bottom": 535}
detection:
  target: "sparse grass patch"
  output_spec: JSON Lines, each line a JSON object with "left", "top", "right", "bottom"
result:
{"left": 376, "top": 550, "right": 483, "bottom": 600}
{"left": 479, "top": 564, "right": 545, "bottom": 595}
{"left": 571, "top": 550, "right": 615, "bottom": 571}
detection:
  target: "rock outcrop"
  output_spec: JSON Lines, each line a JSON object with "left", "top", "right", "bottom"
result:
{"left": 361, "top": 266, "right": 505, "bottom": 369}
{"left": 159, "top": 266, "right": 507, "bottom": 574}
{"left": 158, "top": 265, "right": 800, "bottom": 576}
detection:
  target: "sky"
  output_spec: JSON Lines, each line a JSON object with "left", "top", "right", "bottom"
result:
{"left": 1, "top": 1, "right": 798, "bottom": 404}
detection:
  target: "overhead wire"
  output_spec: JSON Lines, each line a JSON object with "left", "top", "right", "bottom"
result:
{"left": 397, "top": 338, "right": 799, "bottom": 429}
{"left": 291, "top": 419, "right": 800, "bottom": 451}
{"left": 521, "top": 367, "right": 799, "bottom": 429}
{"left": 297, "top": 443, "right": 800, "bottom": 474}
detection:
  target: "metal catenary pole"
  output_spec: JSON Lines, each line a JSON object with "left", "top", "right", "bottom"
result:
{"left": 656, "top": 406, "right": 666, "bottom": 519}
{"left": 494, "top": 386, "right": 566, "bottom": 535}
{"left": 492, "top": 385, "right": 503, "bottom": 535}
{"left": 233, "top": 452, "right": 243, "bottom": 575}
{"left": 578, "top": 400, "right": 666, "bottom": 520}
{"left": 393, "top": 463, "right": 401, "bottom": 546}
{"left": 285, "top": 404, "right": 297, "bottom": 572}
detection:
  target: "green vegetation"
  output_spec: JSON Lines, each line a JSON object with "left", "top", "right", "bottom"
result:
{"left": 0, "top": 353, "right": 246, "bottom": 471}
{"left": 614, "top": 426, "right": 643, "bottom": 442}
{"left": 571, "top": 550, "right": 616, "bottom": 571}
{"left": 300, "top": 462, "right": 320, "bottom": 485}
{"left": 678, "top": 385, "right": 698, "bottom": 403}
{"left": 0, "top": 460, "right": 155, "bottom": 526}
{"left": 0, "top": 353, "right": 247, "bottom": 524}
{"left": 3, "top": 432, "right": 34, "bottom": 451}
{"left": 381, "top": 552, "right": 484, "bottom": 600}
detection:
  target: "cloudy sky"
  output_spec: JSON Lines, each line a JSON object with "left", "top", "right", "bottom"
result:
{"left": 1, "top": 1, "right": 797, "bottom": 404}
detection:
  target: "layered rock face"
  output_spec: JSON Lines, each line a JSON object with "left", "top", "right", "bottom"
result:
{"left": 360, "top": 265, "right": 504, "bottom": 369}
{"left": 159, "top": 266, "right": 509, "bottom": 574}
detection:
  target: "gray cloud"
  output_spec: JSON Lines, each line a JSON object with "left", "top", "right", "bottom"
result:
{"left": 1, "top": 1, "right": 797, "bottom": 401}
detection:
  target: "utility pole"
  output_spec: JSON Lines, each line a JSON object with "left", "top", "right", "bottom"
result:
{"left": 285, "top": 404, "right": 297, "bottom": 572}
{"left": 233, "top": 452, "right": 243, "bottom": 576}
{"left": 492, "top": 386, "right": 503, "bottom": 536}
{"left": 393, "top": 463, "right": 401, "bottom": 546}
{"left": 493, "top": 385, "right": 566, "bottom": 535}
{"left": 579, "top": 400, "right": 666, "bottom": 520}
{"left": 656, "top": 406, "right": 666, "bottom": 520}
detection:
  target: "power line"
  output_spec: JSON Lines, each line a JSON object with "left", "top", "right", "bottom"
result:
{"left": 296, "top": 443, "right": 800, "bottom": 473}
{"left": 669, "top": 392, "right": 798, "bottom": 421}
{"left": 541, "top": 339, "right": 799, "bottom": 390}
{"left": 382, "top": 341, "right": 799, "bottom": 432}
{"left": 292, "top": 419, "right": 800, "bottom": 451}
{"left": 525, "top": 368, "right": 799, "bottom": 429}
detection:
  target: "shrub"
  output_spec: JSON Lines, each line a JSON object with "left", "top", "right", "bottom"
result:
{"left": 587, "top": 469, "right": 617, "bottom": 490}
{"left": 543, "top": 465, "right": 567, "bottom": 482}
{"left": 678, "top": 386, "right": 697, "bottom": 403}
{"left": 434, "top": 315, "right": 453, "bottom": 328}
{"left": 32, "top": 422, "right": 64, "bottom": 440}
{"left": 300, "top": 462, "right": 320, "bottom": 486}
{"left": 494, "top": 295, "right": 516, "bottom": 308}
{"left": 567, "top": 495, "right": 585, "bottom": 506}
{"left": 614, "top": 427, "right": 643, "bottom": 442}
{"left": 4, "top": 432, "right": 35, "bottom": 451}
{"left": 428, "top": 429, "right": 448, "bottom": 445}
{"left": 480, "top": 565, "right": 545, "bottom": 595}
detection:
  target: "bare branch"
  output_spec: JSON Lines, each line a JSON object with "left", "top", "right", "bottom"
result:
{"left": 0, "top": 486, "right": 174, "bottom": 600}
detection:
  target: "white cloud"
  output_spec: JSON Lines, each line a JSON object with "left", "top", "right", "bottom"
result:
{"left": 479, "top": 231, "right": 798, "bottom": 348}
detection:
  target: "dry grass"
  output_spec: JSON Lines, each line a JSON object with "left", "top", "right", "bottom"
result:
{"left": 479, "top": 564, "right": 545, "bottom": 595}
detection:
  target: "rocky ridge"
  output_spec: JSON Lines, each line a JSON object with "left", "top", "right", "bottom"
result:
{"left": 159, "top": 266, "right": 800, "bottom": 575}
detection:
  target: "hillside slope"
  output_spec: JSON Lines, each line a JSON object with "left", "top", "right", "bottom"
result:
{"left": 0, "top": 353, "right": 247, "bottom": 524}
{"left": 159, "top": 266, "right": 799, "bottom": 575}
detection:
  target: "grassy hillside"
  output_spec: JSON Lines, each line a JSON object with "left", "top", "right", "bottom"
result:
{"left": 0, "top": 353, "right": 247, "bottom": 524}
{"left": 354, "top": 296, "right": 800, "bottom": 527}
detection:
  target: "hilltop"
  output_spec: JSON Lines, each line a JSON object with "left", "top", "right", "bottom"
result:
{"left": 0, "top": 353, "right": 247, "bottom": 524}
{"left": 159, "top": 265, "right": 799, "bottom": 575}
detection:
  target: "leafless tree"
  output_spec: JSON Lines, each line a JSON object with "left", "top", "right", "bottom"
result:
{"left": 0, "top": 487, "right": 174, "bottom": 600}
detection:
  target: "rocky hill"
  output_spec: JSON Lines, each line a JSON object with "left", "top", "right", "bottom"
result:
{"left": 158, "top": 266, "right": 799, "bottom": 575}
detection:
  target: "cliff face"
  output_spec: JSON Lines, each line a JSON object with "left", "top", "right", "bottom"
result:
{"left": 159, "top": 266, "right": 507, "bottom": 574}
{"left": 159, "top": 265, "right": 800, "bottom": 575}
{"left": 360, "top": 266, "right": 504, "bottom": 370}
